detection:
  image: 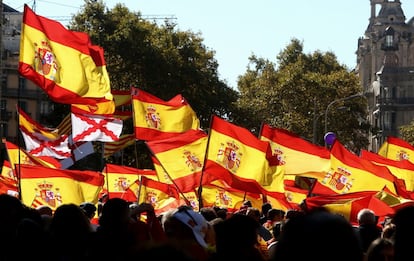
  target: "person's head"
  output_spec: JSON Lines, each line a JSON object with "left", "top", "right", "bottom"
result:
{"left": 80, "top": 202, "right": 97, "bottom": 220}
{"left": 365, "top": 238, "right": 394, "bottom": 261}
{"left": 36, "top": 205, "right": 53, "bottom": 217}
{"left": 162, "top": 205, "right": 211, "bottom": 248}
{"left": 200, "top": 207, "right": 218, "bottom": 222}
{"left": 267, "top": 208, "right": 285, "bottom": 222}
{"left": 357, "top": 208, "right": 377, "bottom": 226}
{"left": 261, "top": 202, "right": 272, "bottom": 216}
{"left": 246, "top": 207, "right": 261, "bottom": 222}
{"left": 271, "top": 208, "right": 363, "bottom": 261}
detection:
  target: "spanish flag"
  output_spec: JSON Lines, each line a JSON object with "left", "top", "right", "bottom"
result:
{"left": 102, "top": 163, "right": 156, "bottom": 199}
{"left": 378, "top": 136, "right": 414, "bottom": 163}
{"left": 131, "top": 88, "right": 200, "bottom": 141}
{"left": 0, "top": 175, "right": 19, "bottom": 197}
{"left": 321, "top": 141, "right": 398, "bottom": 195}
{"left": 18, "top": 164, "right": 104, "bottom": 211}
{"left": 203, "top": 115, "right": 278, "bottom": 194}
{"left": 361, "top": 149, "right": 414, "bottom": 191}
{"left": 125, "top": 176, "right": 180, "bottom": 215}
{"left": 146, "top": 129, "right": 210, "bottom": 193}
{"left": 201, "top": 181, "right": 263, "bottom": 212}
{"left": 304, "top": 191, "right": 395, "bottom": 225}
{"left": 259, "top": 124, "right": 330, "bottom": 176}
{"left": 19, "top": 5, "right": 112, "bottom": 106}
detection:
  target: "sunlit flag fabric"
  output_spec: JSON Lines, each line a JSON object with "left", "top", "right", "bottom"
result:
{"left": 18, "top": 106, "right": 71, "bottom": 159}
{"left": 4, "top": 140, "right": 61, "bottom": 170}
{"left": 18, "top": 164, "right": 104, "bottom": 211}
{"left": 0, "top": 175, "right": 19, "bottom": 197}
{"left": 304, "top": 190, "right": 395, "bottom": 225}
{"left": 320, "top": 141, "right": 398, "bottom": 195}
{"left": 1, "top": 160, "right": 15, "bottom": 180}
{"left": 361, "top": 149, "right": 414, "bottom": 192}
{"left": 146, "top": 129, "right": 210, "bottom": 193}
{"left": 71, "top": 112, "right": 123, "bottom": 142}
{"left": 378, "top": 136, "right": 414, "bottom": 164}
{"left": 203, "top": 115, "right": 279, "bottom": 194}
{"left": 18, "top": 5, "right": 113, "bottom": 106}
{"left": 259, "top": 124, "right": 330, "bottom": 176}
{"left": 125, "top": 176, "right": 180, "bottom": 215}
{"left": 103, "top": 163, "right": 156, "bottom": 199}
{"left": 131, "top": 88, "right": 200, "bottom": 141}
{"left": 103, "top": 134, "right": 135, "bottom": 158}
{"left": 201, "top": 180, "right": 263, "bottom": 212}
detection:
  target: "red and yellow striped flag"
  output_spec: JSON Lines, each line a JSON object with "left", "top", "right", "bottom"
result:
{"left": 320, "top": 141, "right": 398, "bottom": 195}
{"left": 19, "top": 5, "right": 112, "bottom": 106}
{"left": 132, "top": 88, "right": 200, "bottom": 141}
{"left": 103, "top": 134, "right": 135, "bottom": 158}
{"left": 203, "top": 116, "right": 278, "bottom": 194}
{"left": 146, "top": 129, "right": 209, "bottom": 193}
{"left": 126, "top": 176, "right": 180, "bottom": 215}
{"left": 259, "top": 125, "right": 330, "bottom": 176}
{"left": 18, "top": 164, "right": 104, "bottom": 211}
{"left": 102, "top": 163, "right": 156, "bottom": 199}
{"left": 305, "top": 191, "right": 395, "bottom": 225}
{"left": 361, "top": 149, "right": 414, "bottom": 192}
{"left": 378, "top": 136, "right": 414, "bottom": 163}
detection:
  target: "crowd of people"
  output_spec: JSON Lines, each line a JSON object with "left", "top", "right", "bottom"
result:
{"left": 0, "top": 192, "right": 411, "bottom": 261}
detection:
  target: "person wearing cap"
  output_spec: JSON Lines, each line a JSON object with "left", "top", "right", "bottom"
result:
{"left": 162, "top": 205, "right": 214, "bottom": 261}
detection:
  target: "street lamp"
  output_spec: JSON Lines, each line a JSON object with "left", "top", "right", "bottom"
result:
{"left": 324, "top": 93, "right": 364, "bottom": 141}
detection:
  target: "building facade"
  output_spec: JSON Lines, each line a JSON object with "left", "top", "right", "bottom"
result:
{"left": 1, "top": 4, "right": 53, "bottom": 144}
{"left": 357, "top": 0, "right": 414, "bottom": 152}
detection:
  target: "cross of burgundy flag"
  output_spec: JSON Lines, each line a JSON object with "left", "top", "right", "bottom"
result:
{"left": 71, "top": 112, "right": 123, "bottom": 142}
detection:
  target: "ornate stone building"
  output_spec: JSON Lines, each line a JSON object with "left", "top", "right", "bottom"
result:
{"left": 357, "top": 0, "right": 414, "bottom": 152}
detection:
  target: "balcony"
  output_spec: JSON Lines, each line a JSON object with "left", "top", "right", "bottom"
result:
{"left": 1, "top": 86, "right": 45, "bottom": 100}
{"left": 0, "top": 110, "right": 12, "bottom": 121}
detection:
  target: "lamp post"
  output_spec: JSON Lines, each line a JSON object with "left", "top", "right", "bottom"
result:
{"left": 324, "top": 93, "right": 363, "bottom": 144}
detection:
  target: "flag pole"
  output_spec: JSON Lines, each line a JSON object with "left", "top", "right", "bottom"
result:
{"left": 198, "top": 114, "right": 215, "bottom": 210}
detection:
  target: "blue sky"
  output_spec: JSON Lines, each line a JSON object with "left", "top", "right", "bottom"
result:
{"left": 9, "top": 0, "right": 414, "bottom": 89}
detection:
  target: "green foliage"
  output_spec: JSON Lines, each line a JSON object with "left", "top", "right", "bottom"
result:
{"left": 400, "top": 122, "right": 414, "bottom": 145}
{"left": 66, "top": 0, "right": 238, "bottom": 167}
{"left": 236, "top": 38, "right": 370, "bottom": 151}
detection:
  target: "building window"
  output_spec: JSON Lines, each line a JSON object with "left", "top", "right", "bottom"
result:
{"left": 0, "top": 100, "right": 6, "bottom": 111}
{"left": 385, "top": 35, "right": 393, "bottom": 47}
{"left": 40, "top": 101, "right": 52, "bottom": 114}
{"left": 18, "top": 77, "right": 26, "bottom": 90}
{"left": 18, "top": 101, "right": 27, "bottom": 112}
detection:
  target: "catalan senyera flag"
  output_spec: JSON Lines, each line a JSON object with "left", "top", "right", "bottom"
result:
{"left": 259, "top": 124, "right": 330, "bottom": 176}
{"left": 361, "top": 149, "right": 414, "bottom": 192}
{"left": 146, "top": 129, "right": 210, "bottom": 193}
{"left": 131, "top": 88, "right": 200, "bottom": 141}
{"left": 203, "top": 115, "right": 278, "bottom": 194}
{"left": 18, "top": 107, "right": 71, "bottom": 159}
{"left": 125, "top": 176, "right": 180, "bottom": 215}
{"left": 304, "top": 191, "right": 395, "bottom": 225}
{"left": 103, "top": 134, "right": 135, "bottom": 158}
{"left": 19, "top": 5, "right": 112, "bottom": 106}
{"left": 18, "top": 164, "right": 104, "bottom": 211}
{"left": 5, "top": 140, "right": 61, "bottom": 170}
{"left": 103, "top": 163, "right": 156, "bottom": 200}
{"left": 378, "top": 136, "right": 414, "bottom": 164}
{"left": 320, "top": 141, "right": 398, "bottom": 195}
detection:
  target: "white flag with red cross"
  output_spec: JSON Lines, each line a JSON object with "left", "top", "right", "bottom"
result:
{"left": 71, "top": 112, "right": 123, "bottom": 142}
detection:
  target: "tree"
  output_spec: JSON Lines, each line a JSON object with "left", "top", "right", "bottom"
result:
{"left": 63, "top": 0, "right": 239, "bottom": 167}
{"left": 399, "top": 122, "right": 414, "bottom": 145}
{"left": 69, "top": 0, "right": 238, "bottom": 129}
{"left": 236, "top": 38, "right": 370, "bottom": 151}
